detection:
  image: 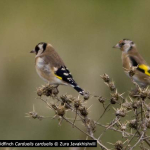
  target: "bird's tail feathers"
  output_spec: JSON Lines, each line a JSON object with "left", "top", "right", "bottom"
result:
{"left": 72, "top": 85, "right": 85, "bottom": 95}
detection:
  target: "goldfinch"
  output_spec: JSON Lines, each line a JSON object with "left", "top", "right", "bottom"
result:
{"left": 30, "top": 42, "right": 85, "bottom": 95}
{"left": 113, "top": 39, "right": 150, "bottom": 88}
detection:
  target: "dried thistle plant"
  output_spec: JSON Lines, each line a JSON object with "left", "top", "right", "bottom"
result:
{"left": 27, "top": 69, "right": 150, "bottom": 150}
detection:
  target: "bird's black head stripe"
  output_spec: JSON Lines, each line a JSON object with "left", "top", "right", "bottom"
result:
{"left": 35, "top": 42, "right": 47, "bottom": 54}
{"left": 35, "top": 45, "right": 40, "bottom": 54}
{"left": 43, "top": 43, "right": 47, "bottom": 51}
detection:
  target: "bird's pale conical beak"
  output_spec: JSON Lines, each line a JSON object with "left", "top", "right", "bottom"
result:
{"left": 30, "top": 49, "right": 35, "bottom": 53}
{"left": 112, "top": 43, "right": 120, "bottom": 48}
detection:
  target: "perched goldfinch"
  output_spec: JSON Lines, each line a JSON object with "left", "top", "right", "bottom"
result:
{"left": 30, "top": 42, "right": 85, "bottom": 95}
{"left": 113, "top": 39, "right": 150, "bottom": 88}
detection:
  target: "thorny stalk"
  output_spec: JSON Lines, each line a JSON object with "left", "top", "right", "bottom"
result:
{"left": 130, "top": 132, "right": 144, "bottom": 150}
{"left": 63, "top": 116, "right": 109, "bottom": 150}
{"left": 27, "top": 71, "right": 150, "bottom": 150}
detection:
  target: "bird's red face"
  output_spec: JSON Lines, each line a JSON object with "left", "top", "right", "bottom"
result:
{"left": 113, "top": 39, "right": 135, "bottom": 53}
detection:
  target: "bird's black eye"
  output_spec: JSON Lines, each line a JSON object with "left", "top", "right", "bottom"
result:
{"left": 119, "top": 43, "right": 125, "bottom": 47}
{"left": 35, "top": 45, "right": 40, "bottom": 54}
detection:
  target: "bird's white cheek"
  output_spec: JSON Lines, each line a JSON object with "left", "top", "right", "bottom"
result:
{"left": 36, "top": 49, "right": 43, "bottom": 57}
{"left": 124, "top": 44, "right": 130, "bottom": 53}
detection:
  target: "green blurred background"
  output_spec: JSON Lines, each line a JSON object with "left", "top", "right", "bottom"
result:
{"left": 0, "top": 0, "right": 150, "bottom": 149}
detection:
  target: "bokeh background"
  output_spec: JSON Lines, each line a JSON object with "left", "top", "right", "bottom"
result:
{"left": 0, "top": 0, "right": 150, "bottom": 149}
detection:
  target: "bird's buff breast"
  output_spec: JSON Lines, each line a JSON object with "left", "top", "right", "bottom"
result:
{"left": 35, "top": 57, "right": 51, "bottom": 82}
{"left": 35, "top": 57, "right": 67, "bottom": 85}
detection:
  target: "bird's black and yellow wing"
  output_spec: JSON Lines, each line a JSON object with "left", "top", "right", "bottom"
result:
{"left": 54, "top": 66, "right": 84, "bottom": 95}
{"left": 138, "top": 64, "right": 150, "bottom": 76}
{"left": 129, "top": 56, "right": 150, "bottom": 76}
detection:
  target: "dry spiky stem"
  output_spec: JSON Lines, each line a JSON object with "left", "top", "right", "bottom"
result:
{"left": 27, "top": 73, "right": 150, "bottom": 150}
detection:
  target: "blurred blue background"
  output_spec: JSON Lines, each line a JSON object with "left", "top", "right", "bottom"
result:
{"left": 0, "top": 0, "right": 150, "bottom": 149}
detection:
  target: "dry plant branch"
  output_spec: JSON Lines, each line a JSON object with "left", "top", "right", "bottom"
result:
{"left": 27, "top": 71, "right": 150, "bottom": 150}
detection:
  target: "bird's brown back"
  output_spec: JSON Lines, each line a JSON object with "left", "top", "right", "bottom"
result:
{"left": 36, "top": 44, "right": 65, "bottom": 68}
